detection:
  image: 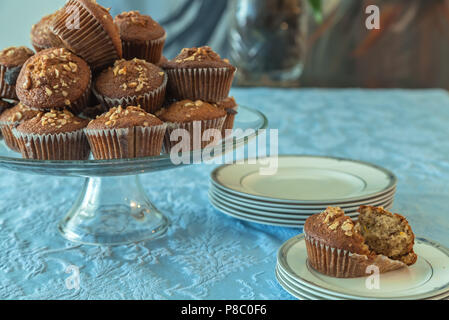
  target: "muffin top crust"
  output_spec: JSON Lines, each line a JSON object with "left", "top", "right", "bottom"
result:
{"left": 162, "top": 46, "right": 236, "bottom": 70}
{"left": 157, "top": 99, "right": 227, "bottom": 123}
{"left": 0, "top": 103, "right": 40, "bottom": 124}
{"left": 0, "top": 46, "right": 34, "bottom": 68}
{"left": 95, "top": 58, "right": 165, "bottom": 98}
{"left": 115, "top": 11, "right": 165, "bottom": 42}
{"left": 0, "top": 100, "right": 13, "bottom": 115}
{"left": 87, "top": 105, "right": 163, "bottom": 129}
{"left": 15, "top": 109, "right": 89, "bottom": 134}
{"left": 31, "top": 12, "right": 58, "bottom": 49}
{"left": 16, "top": 48, "right": 91, "bottom": 110}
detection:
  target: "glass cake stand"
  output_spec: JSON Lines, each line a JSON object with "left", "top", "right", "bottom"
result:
{"left": 0, "top": 106, "right": 268, "bottom": 245}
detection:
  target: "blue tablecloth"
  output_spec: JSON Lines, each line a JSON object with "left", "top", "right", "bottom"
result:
{"left": 1, "top": 88, "right": 448, "bottom": 300}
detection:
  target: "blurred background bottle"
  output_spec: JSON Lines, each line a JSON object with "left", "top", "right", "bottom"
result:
{"left": 228, "top": 0, "right": 308, "bottom": 87}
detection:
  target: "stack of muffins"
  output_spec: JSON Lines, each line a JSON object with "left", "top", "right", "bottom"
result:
{"left": 0, "top": 0, "right": 239, "bottom": 160}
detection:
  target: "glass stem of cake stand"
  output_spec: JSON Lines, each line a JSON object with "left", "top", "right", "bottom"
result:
{"left": 58, "top": 175, "right": 169, "bottom": 246}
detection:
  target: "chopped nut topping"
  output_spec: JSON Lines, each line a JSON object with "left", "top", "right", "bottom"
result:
{"left": 45, "top": 87, "right": 53, "bottom": 96}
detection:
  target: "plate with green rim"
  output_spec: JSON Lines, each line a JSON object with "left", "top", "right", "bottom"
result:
{"left": 211, "top": 155, "right": 397, "bottom": 204}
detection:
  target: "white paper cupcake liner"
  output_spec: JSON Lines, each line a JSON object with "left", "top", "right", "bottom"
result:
{"left": 50, "top": 0, "right": 121, "bottom": 70}
{"left": 85, "top": 123, "right": 167, "bottom": 159}
{"left": 12, "top": 129, "right": 90, "bottom": 160}
{"left": 166, "top": 67, "right": 235, "bottom": 103}
{"left": 93, "top": 74, "right": 167, "bottom": 114}
{"left": 122, "top": 33, "right": 166, "bottom": 64}
{"left": 0, "top": 64, "right": 18, "bottom": 100}
{"left": 163, "top": 116, "right": 226, "bottom": 153}
{"left": 304, "top": 232, "right": 406, "bottom": 278}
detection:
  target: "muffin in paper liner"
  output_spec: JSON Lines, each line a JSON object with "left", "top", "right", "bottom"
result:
{"left": 0, "top": 64, "right": 18, "bottom": 100}
{"left": 0, "top": 122, "right": 20, "bottom": 152}
{"left": 163, "top": 117, "right": 226, "bottom": 153}
{"left": 92, "top": 74, "right": 167, "bottom": 114}
{"left": 85, "top": 124, "right": 167, "bottom": 160}
{"left": 166, "top": 67, "right": 235, "bottom": 103}
{"left": 122, "top": 34, "right": 166, "bottom": 64}
{"left": 50, "top": 0, "right": 122, "bottom": 71}
{"left": 304, "top": 232, "right": 406, "bottom": 278}
{"left": 12, "top": 129, "right": 90, "bottom": 161}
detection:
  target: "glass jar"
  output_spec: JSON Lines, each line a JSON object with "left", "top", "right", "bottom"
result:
{"left": 228, "top": 0, "right": 308, "bottom": 87}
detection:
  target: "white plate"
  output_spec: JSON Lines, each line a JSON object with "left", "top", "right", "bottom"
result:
{"left": 211, "top": 155, "right": 397, "bottom": 204}
{"left": 209, "top": 188, "right": 395, "bottom": 217}
{"left": 275, "top": 268, "right": 318, "bottom": 300}
{"left": 277, "top": 264, "right": 449, "bottom": 300}
{"left": 209, "top": 197, "right": 303, "bottom": 228}
{"left": 210, "top": 195, "right": 393, "bottom": 227}
{"left": 211, "top": 182, "right": 396, "bottom": 211}
{"left": 277, "top": 234, "right": 449, "bottom": 300}
{"left": 276, "top": 266, "right": 342, "bottom": 300}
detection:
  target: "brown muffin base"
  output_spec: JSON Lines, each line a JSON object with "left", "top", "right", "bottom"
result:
{"left": 85, "top": 124, "right": 166, "bottom": 160}
{"left": 163, "top": 117, "right": 226, "bottom": 153}
{"left": 304, "top": 233, "right": 406, "bottom": 278}
{"left": 166, "top": 67, "right": 235, "bottom": 103}
{"left": 93, "top": 75, "right": 167, "bottom": 114}
{"left": 13, "top": 129, "right": 90, "bottom": 160}
{"left": 122, "top": 34, "right": 166, "bottom": 64}
{"left": 222, "top": 106, "right": 239, "bottom": 138}
{"left": 51, "top": 0, "right": 121, "bottom": 70}
{"left": 0, "top": 65, "right": 18, "bottom": 100}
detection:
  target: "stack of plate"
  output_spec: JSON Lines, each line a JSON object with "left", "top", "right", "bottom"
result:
{"left": 209, "top": 156, "right": 397, "bottom": 227}
{"left": 276, "top": 234, "right": 449, "bottom": 300}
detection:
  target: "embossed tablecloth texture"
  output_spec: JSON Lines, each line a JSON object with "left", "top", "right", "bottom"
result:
{"left": 0, "top": 89, "right": 448, "bottom": 300}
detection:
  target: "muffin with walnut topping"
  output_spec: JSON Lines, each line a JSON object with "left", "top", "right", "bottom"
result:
{"left": 0, "top": 103, "right": 40, "bottom": 152}
{"left": 161, "top": 46, "right": 236, "bottom": 103}
{"left": 93, "top": 58, "right": 167, "bottom": 114}
{"left": 157, "top": 99, "right": 226, "bottom": 152}
{"left": 0, "top": 46, "right": 35, "bottom": 100}
{"left": 114, "top": 11, "right": 166, "bottom": 63}
{"left": 15, "top": 48, "right": 91, "bottom": 115}
{"left": 304, "top": 206, "right": 417, "bottom": 278}
{"left": 12, "top": 109, "right": 90, "bottom": 160}
{"left": 85, "top": 105, "right": 166, "bottom": 159}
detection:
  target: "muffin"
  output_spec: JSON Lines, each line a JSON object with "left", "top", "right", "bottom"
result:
{"left": 157, "top": 99, "right": 226, "bottom": 152}
{"left": 0, "top": 103, "right": 40, "bottom": 152}
{"left": 50, "top": 0, "right": 122, "bottom": 71}
{"left": 85, "top": 105, "right": 166, "bottom": 159}
{"left": 157, "top": 56, "right": 168, "bottom": 68}
{"left": 93, "top": 58, "right": 167, "bottom": 114}
{"left": 16, "top": 48, "right": 91, "bottom": 115}
{"left": 31, "top": 12, "right": 59, "bottom": 52}
{"left": 304, "top": 206, "right": 417, "bottom": 278}
{"left": 0, "top": 99, "right": 13, "bottom": 114}
{"left": 215, "top": 97, "right": 238, "bottom": 137}
{"left": 0, "top": 46, "right": 35, "bottom": 100}
{"left": 161, "top": 46, "right": 236, "bottom": 103}
{"left": 114, "top": 11, "right": 166, "bottom": 64}
{"left": 12, "top": 109, "right": 90, "bottom": 160}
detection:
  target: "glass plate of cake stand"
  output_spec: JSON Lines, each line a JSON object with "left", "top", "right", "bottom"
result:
{"left": 0, "top": 106, "right": 268, "bottom": 246}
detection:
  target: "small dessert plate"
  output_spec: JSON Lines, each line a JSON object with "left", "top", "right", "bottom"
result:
{"left": 212, "top": 155, "right": 397, "bottom": 204}
{"left": 277, "top": 234, "right": 449, "bottom": 300}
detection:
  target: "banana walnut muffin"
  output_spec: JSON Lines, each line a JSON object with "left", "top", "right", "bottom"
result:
{"left": 0, "top": 46, "right": 35, "bottom": 100}
{"left": 12, "top": 109, "right": 90, "bottom": 160}
{"left": 85, "top": 105, "right": 166, "bottom": 159}
{"left": 161, "top": 46, "right": 236, "bottom": 103}
{"left": 304, "top": 206, "right": 417, "bottom": 278}
{"left": 16, "top": 48, "right": 91, "bottom": 114}
{"left": 93, "top": 58, "right": 167, "bottom": 113}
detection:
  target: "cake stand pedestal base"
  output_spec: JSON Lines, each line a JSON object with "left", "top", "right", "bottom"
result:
{"left": 58, "top": 175, "right": 169, "bottom": 246}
